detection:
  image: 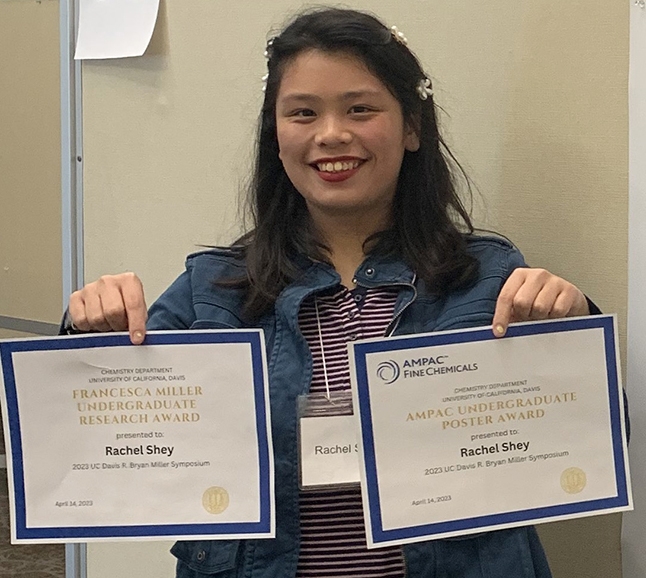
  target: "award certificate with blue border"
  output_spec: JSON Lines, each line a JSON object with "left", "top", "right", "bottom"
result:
{"left": 349, "top": 315, "right": 632, "bottom": 548}
{"left": 0, "top": 330, "right": 274, "bottom": 543}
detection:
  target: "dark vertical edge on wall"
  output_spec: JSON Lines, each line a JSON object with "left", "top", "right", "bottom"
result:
{"left": 60, "top": 0, "right": 87, "bottom": 577}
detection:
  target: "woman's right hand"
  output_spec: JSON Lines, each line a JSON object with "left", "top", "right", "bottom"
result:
{"left": 68, "top": 273, "right": 148, "bottom": 344}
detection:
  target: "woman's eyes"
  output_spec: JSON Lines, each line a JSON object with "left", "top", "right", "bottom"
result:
{"left": 348, "top": 105, "right": 375, "bottom": 114}
{"left": 290, "top": 109, "right": 316, "bottom": 118}
{"left": 286, "top": 105, "right": 377, "bottom": 120}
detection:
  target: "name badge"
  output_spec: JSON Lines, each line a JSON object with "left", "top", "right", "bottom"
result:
{"left": 299, "top": 415, "right": 360, "bottom": 489}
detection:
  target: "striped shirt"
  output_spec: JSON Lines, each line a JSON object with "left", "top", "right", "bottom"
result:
{"left": 296, "top": 285, "right": 405, "bottom": 578}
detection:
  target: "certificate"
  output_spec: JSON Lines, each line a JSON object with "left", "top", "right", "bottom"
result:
{"left": 349, "top": 315, "right": 632, "bottom": 548}
{"left": 0, "top": 330, "right": 274, "bottom": 543}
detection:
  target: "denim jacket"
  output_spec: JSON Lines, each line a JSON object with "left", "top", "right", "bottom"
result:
{"left": 146, "top": 235, "right": 552, "bottom": 578}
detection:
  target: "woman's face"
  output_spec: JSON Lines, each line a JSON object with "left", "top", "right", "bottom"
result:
{"left": 275, "top": 50, "right": 419, "bottom": 228}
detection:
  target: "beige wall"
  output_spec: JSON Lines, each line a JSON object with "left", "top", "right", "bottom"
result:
{"left": 0, "top": 2, "right": 66, "bottom": 576}
{"left": 0, "top": 330, "right": 38, "bottom": 339}
{"left": 0, "top": 0, "right": 62, "bottom": 325}
{"left": 81, "top": 1, "right": 628, "bottom": 577}
{"left": 494, "top": 1, "right": 628, "bottom": 338}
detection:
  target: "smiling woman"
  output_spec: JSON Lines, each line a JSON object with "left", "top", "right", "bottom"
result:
{"left": 245, "top": 9, "right": 485, "bottom": 311}
{"left": 67, "top": 7, "right": 597, "bottom": 578}
{"left": 276, "top": 50, "right": 419, "bottom": 263}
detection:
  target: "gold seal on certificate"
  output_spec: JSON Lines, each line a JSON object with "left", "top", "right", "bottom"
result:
{"left": 202, "top": 486, "right": 230, "bottom": 514}
{"left": 560, "top": 467, "right": 587, "bottom": 494}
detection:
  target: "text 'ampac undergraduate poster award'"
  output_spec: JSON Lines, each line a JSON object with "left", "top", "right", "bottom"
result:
{"left": 349, "top": 315, "right": 632, "bottom": 548}
{"left": 0, "top": 330, "right": 274, "bottom": 543}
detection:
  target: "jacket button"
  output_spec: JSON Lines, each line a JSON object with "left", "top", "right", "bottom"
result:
{"left": 197, "top": 550, "right": 206, "bottom": 562}
{"left": 365, "top": 268, "right": 375, "bottom": 276}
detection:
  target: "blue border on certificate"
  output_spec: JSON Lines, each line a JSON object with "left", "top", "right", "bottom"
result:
{"left": 352, "top": 315, "right": 629, "bottom": 544}
{"left": 0, "top": 331, "right": 272, "bottom": 541}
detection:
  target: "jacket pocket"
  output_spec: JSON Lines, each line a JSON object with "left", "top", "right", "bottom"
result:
{"left": 190, "top": 319, "right": 275, "bottom": 352}
{"left": 431, "top": 311, "right": 494, "bottom": 332}
{"left": 171, "top": 540, "right": 240, "bottom": 577}
{"left": 190, "top": 320, "right": 237, "bottom": 330}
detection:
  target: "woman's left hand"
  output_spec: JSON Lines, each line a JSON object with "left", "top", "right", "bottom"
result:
{"left": 492, "top": 268, "right": 589, "bottom": 337}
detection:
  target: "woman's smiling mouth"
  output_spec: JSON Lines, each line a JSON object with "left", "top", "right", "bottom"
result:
{"left": 311, "top": 157, "right": 365, "bottom": 182}
{"left": 315, "top": 159, "right": 362, "bottom": 172}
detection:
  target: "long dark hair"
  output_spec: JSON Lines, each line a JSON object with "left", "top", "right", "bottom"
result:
{"left": 235, "top": 7, "right": 478, "bottom": 319}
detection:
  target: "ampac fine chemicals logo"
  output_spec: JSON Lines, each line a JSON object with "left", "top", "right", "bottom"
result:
{"left": 376, "top": 360, "right": 401, "bottom": 384}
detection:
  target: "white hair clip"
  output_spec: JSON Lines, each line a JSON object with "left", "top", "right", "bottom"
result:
{"left": 264, "top": 37, "right": 276, "bottom": 60}
{"left": 390, "top": 26, "right": 408, "bottom": 46}
{"left": 261, "top": 73, "right": 269, "bottom": 92}
{"left": 417, "top": 77, "right": 433, "bottom": 101}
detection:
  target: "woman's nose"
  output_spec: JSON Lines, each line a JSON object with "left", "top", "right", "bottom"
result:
{"left": 314, "top": 116, "right": 352, "bottom": 147}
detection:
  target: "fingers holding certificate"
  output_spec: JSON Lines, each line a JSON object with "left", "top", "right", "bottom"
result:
{"left": 349, "top": 315, "right": 631, "bottom": 548}
{"left": 0, "top": 330, "right": 274, "bottom": 543}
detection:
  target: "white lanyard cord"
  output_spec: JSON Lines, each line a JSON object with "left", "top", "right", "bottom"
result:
{"left": 312, "top": 279, "right": 415, "bottom": 402}
{"left": 314, "top": 297, "right": 332, "bottom": 400}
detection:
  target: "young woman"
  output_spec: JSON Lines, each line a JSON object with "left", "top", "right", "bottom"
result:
{"left": 68, "top": 8, "right": 592, "bottom": 578}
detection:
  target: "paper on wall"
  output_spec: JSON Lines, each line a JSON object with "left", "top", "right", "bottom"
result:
{"left": 75, "top": 0, "right": 160, "bottom": 60}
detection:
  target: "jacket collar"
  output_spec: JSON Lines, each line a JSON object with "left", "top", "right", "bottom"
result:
{"left": 274, "top": 254, "right": 416, "bottom": 333}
